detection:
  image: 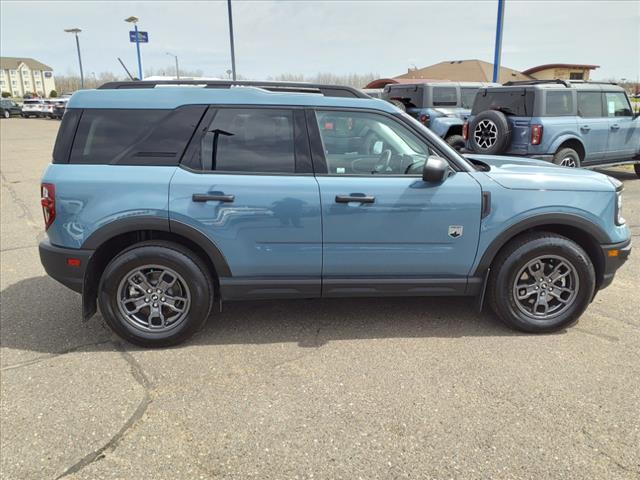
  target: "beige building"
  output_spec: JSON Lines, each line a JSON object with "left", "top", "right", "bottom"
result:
{"left": 0, "top": 57, "right": 56, "bottom": 98}
{"left": 395, "top": 59, "right": 531, "bottom": 83}
{"left": 523, "top": 63, "right": 599, "bottom": 81}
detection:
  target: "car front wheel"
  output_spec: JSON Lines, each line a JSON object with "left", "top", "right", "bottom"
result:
{"left": 634, "top": 163, "right": 640, "bottom": 178}
{"left": 553, "top": 148, "right": 581, "bottom": 168}
{"left": 488, "top": 232, "right": 595, "bottom": 333}
{"left": 2, "top": 110, "right": 9, "bottom": 119}
{"left": 98, "top": 241, "right": 214, "bottom": 347}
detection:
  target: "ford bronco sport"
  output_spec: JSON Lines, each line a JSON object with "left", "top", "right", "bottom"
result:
{"left": 464, "top": 80, "right": 640, "bottom": 176}
{"left": 383, "top": 81, "right": 498, "bottom": 151}
{"left": 40, "top": 80, "right": 631, "bottom": 347}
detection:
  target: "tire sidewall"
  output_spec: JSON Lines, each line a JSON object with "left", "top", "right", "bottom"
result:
{"left": 98, "top": 244, "right": 212, "bottom": 347}
{"left": 469, "top": 110, "right": 511, "bottom": 154}
{"left": 553, "top": 148, "right": 581, "bottom": 168}
{"left": 493, "top": 237, "right": 595, "bottom": 332}
{"left": 446, "top": 134, "right": 466, "bottom": 151}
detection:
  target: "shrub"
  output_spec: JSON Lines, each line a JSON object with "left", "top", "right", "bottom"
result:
{"left": 1, "top": 91, "right": 11, "bottom": 98}
{"left": 49, "top": 90, "right": 58, "bottom": 98}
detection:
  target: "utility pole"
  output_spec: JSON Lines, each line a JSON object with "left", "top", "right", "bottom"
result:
{"left": 227, "top": 0, "right": 237, "bottom": 80}
{"left": 166, "top": 52, "right": 180, "bottom": 79}
{"left": 492, "top": 0, "right": 505, "bottom": 83}
{"left": 64, "top": 28, "right": 84, "bottom": 89}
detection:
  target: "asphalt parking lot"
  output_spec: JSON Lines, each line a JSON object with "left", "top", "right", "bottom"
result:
{"left": 1, "top": 118, "right": 639, "bottom": 479}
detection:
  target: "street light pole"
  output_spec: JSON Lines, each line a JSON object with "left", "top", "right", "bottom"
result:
{"left": 227, "top": 0, "right": 237, "bottom": 81}
{"left": 64, "top": 28, "right": 84, "bottom": 89}
{"left": 125, "top": 16, "right": 143, "bottom": 80}
{"left": 166, "top": 52, "right": 180, "bottom": 80}
{"left": 492, "top": 0, "right": 506, "bottom": 83}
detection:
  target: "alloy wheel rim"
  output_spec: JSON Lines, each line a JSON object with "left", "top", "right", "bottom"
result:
{"left": 560, "top": 157, "right": 577, "bottom": 167}
{"left": 116, "top": 265, "right": 191, "bottom": 333}
{"left": 512, "top": 255, "right": 579, "bottom": 320}
{"left": 473, "top": 119, "right": 498, "bottom": 149}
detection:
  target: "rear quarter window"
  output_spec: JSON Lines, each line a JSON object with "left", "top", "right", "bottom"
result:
{"left": 385, "top": 86, "right": 424, "bottom": 108}
{"left": 432, "top": 86, "right": 457, "bottom": 107}
{"left": 68, "top": 106, "right": 205, "bottom": 165}
{"left": 545, "top": 91, "right": 574, "bottom": 116}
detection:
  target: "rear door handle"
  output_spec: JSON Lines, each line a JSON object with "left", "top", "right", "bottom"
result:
{"left": 611, "top": 124, "right": 620, "bottom": 130}
{"left": 192, "top": 193, "right": 235, "bottom": 203}
{"left": 335, "top": 194, "right": 375, "bottom": 204}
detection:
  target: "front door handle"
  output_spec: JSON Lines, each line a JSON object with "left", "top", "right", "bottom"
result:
{"left": 580, "top": 125, "right": 591, "bottom": 131}
{"left": 192, "top": 193, "right": 235, "bottom": 203}
{"left": 611, "top": 124, "right": 620, "bottom": 130}
{"left": 335, "top": 194, "right": 375, "bottom": 204}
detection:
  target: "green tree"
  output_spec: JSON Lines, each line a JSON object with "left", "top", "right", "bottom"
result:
{"left": 1, "top": 91, "right": 11, "bottom": 98}
{"left": 49, "top": 90, "right": 58, "bottom": 98}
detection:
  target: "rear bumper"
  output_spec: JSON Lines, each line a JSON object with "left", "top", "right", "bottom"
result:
{"left": 39, "top": 239, "right": 93, "bottom": 293}
{"left": 600, "top": 239, "right": 632, "bottom": 290}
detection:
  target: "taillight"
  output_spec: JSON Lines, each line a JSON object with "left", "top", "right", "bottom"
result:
{"left": 531, "top": 124, "right": 543, "bottom": 145}
{"left": 463, "top": 121, "right": 469, "bottom": 140}
{"left": 41, "top": 183, "right": 55, "bottom": 230}
{"left": 419, "top": 114, "right": 430, "bottom": 126}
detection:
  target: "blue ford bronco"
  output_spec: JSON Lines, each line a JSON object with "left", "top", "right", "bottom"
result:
{"left": 464, "top": 80, "right": 640, "bottom": 175}
{"left": 39, "top": 80, "right": 631, "bottom": 347}
{"left": 383, "top": 81, "right": 498, "bottom": 151}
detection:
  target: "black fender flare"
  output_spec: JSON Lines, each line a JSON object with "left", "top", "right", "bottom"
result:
{"left": 473, "top": 212, "right": 610, "bottom": 276}
{"left": 80, "top": 216, "right": 232, "bottom": 319}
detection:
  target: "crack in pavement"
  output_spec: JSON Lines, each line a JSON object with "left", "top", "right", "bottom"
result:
{"left": 0, "top": 340, "right": 113, "bottom": 372}
{"left": 55, "top": 342, "right": 153, "bottom": 479}
{"left": 1, "top": 171, "right": 40, "bottom": 232}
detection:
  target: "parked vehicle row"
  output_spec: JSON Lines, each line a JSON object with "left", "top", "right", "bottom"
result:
{"left": 1, "top": 97, "right": 70, "bottom": 119}
{"left": 381, "top": 82, "right": 498, "bottom": 151}
{"left": 39, "top": 80, "right": 630, "bottom": 347}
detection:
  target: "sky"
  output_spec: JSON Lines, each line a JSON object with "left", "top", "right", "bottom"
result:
{"left": 1, "top": 0, "right": 639, "bottom": 81}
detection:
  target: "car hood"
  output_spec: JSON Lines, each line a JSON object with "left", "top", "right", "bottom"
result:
{"left": 464, "top": 154, "right": 615, "bottom": 192}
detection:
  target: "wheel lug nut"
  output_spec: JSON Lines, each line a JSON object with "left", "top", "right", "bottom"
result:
{"left": 161, "top": 297, "right": 165, "bottom": 302}
{"left": 144, "top": 298, "right": 149, "bottom": 302}
{"left": 153, "top": 303, "right": 158, "bottom": 307}
{"left": 147, "top": 289, "right": 152, "bottom": 294}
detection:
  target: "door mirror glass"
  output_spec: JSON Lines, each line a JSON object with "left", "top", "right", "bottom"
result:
{"left": 372, "top": 140, "right": 383, "bottom": 155}
{"left": 422, "top": 156, "right": 449, "bottom": 183}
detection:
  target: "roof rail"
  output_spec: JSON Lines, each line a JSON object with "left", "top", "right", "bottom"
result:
{"left": 97, "top": 80, "right": 368, "bottom": 98}
{"left": 568, "top": 80, "right": 618, "bottom": 86}
{"left": 503, "top": 79, "right": 570, "bottom": 87}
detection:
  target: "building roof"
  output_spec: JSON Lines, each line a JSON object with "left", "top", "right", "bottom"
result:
{"left": 0, "top": 57, "right": 53, "bottom": 71}
{"left": 67, "top": 86, "right": 399, "bottom": 112}
{"left": 522, "top": 63, "right": 599, "bottom": 75}
{"left": 395, "top": 60, "right": 531, "bottom": 83}
{"left": 364, "top": 78, "right": 448, "bottom": 89}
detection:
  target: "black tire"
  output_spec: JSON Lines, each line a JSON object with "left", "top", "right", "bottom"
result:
{"left": 488, "top": 232, "right": 595, "bottom": 333}
{"left": 2, "top": 110, "right": 9, "bottom": 119}
{"left": 634, "top": 163, "right": 640, "bottom": 178}
{"left": 389, "top": 99, "right": 406, "bottom": 112}
{"left": 468, "top": 110, "right": 511, "bottom": 154}
{"left": 553, "top": 147, "right": 581, "bottom": 168}
{"left": 446, "top": 134, "right": 466, "bottom": 151}
{"left": 98, "top": 241, "right": 214, "bottom": 347}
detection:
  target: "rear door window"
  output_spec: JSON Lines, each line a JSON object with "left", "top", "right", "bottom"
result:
{"left": 386, "top": 86, "right": 424, "bottom": 108}
{"left": 605, "top": 92, "right": 633, "bottom": 117}
{"left": 200, "top": 108, "right": 295, "bottom": 173}
{"left": 432, "top": 87, "right": 458, "bottom": 106}
{"left": 577, "top": 92, "right": 603, "bottom": 118}
{"left": 545, "top": 91, "right": 574, "bottom": 116}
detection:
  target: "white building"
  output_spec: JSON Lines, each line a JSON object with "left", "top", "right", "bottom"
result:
{"left": 0, "top": 57, "right": 56, "bottom": 98}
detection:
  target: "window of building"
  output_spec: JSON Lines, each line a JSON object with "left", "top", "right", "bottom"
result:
{"left": 577, "top": 92, "right": 603, "bottom": 118}
{"left": 200, "top": 108, "right": 296, "bottom": 173}
{"left": 545, "top": 91, "right": 574, "bottom": 116}
{"left": 569, "top": 72, "right": 584, "bottom": 80}
{"left": 10, "top": 70, "right": 16, "bottom": 76}
{"left": 314, "top": 110, "right": 430, "bottom": 175}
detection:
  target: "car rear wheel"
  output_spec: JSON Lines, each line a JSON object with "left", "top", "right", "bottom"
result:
{"left": 388, "top": 99, "right": 406, "bottom": 112}
{"left": 634, "top": 163, "right": 640, "bottom": 178}
{"left": 553, "top": 148, "right": 581, "bottom": 168}
{"left": 488, "top": 232, "right": 595, "bottom": 333}
{"left": 2, "top": 110, "right": 9, "bottom": 119}
{"left": 446, "top": 134, "right": 466, "bottom": 151}
{"left": 98, "top": 241, "right": 214, "bottom": 347}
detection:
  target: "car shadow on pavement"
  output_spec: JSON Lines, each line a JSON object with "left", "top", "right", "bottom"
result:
{"left": 594, "top": 168, "right": 637, "bottom": 181}
{"left": 1, "top": 275, "right": 540, "bottom": 356}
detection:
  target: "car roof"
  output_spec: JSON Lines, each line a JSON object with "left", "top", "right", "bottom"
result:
{"left": 67, "top": 86, "right": 399, "bottom": 112}
{"left": 485, "top": 82, "right": 626, "bottom": 92}
{"left": 388, "top": 82, "right": 500, "bottom": 88}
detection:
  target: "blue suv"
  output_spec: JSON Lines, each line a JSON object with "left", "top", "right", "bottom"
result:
{"left": 465, "top": 80, "right": 640, "bottom": 175}
{"left": 39, "top": 80, "right": 631, "bottom": 347}
{"left": 383, "top": 82, "right": 498, "bottom": 151}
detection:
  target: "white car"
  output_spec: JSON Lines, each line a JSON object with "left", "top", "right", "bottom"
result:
{"left": 21, "top": 99, "right": 45, "bottom": 118}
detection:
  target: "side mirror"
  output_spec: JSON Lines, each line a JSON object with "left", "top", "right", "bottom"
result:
{"left": 422, "top": 156, "right": 449, "bottom": 183}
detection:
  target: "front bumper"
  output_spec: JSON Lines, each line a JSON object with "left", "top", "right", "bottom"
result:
{"left": 600, "top": 239, "right": 632, "bottom": 289}
{"left": 39, "top": 239, "right": 93, "bottom": 293}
